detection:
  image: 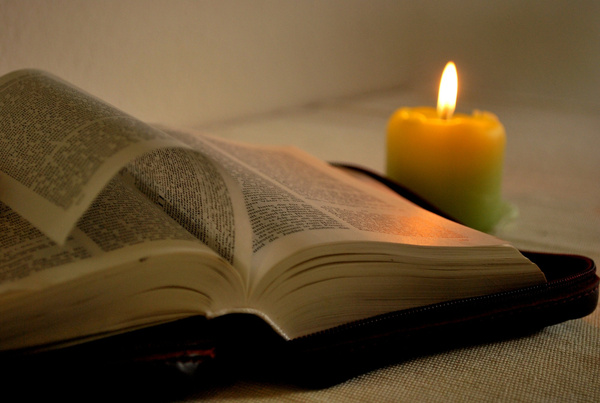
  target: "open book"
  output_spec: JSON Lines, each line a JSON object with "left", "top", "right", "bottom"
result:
{"left": 0, "top": 69, "right": 551, "bottom": 353}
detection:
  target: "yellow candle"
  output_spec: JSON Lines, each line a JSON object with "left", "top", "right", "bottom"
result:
{"left": 386, "top": 62, "right": 510, "bottom": 232}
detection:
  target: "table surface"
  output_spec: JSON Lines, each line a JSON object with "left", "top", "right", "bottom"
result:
{"left": 177, "top": 89, "right": 599, "bottom": 402}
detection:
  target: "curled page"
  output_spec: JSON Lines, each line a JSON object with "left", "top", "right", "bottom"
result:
{"left": 0, "top": 70, "right": 186, "bottom": 244}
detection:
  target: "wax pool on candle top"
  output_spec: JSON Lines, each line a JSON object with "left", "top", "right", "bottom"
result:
{"left": 386, "top": 106, "right": 509, "bottom": 232}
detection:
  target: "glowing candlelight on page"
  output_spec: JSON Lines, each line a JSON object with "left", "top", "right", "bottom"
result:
{"left": 386, "top": 62, "right": 513, "bottom": 232}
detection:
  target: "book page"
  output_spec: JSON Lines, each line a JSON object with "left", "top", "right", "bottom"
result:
{"left": 0, "top": 70, "right": 185, "bottom": 244}
{"left": 0, "top": 173, "right": 245, "bottom": 350}
{"left": 123, "top": 143, "right": 252, "bottom": 282}
{"left": 195, "top": 135, "right": 507, "bottom": 272}
{"left": 0, "top": 174, "right": 210, "bottom": 290}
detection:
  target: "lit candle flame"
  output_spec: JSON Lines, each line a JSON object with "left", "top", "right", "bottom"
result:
{"left": 437, "top": 61, "right": 458, "bottom": 119}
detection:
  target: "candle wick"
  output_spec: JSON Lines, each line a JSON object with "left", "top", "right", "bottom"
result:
{"left": 438, "top": 107, "right": 453, "bottom": 120}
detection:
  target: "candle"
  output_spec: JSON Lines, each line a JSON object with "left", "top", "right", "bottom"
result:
{"left": 386, "top": 62, "right": 511, "bottom": 232}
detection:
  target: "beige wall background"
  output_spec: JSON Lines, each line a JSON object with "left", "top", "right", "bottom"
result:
{"left": 1, "top": 0, "right": 598, "bottom": 126}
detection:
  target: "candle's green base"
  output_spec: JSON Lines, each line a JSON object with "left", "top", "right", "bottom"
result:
{"left": 386, "top": 161, "right": 515, "bottom": 233}
{"left": 444, "top": 198, "right": 517, "bottom": 233}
